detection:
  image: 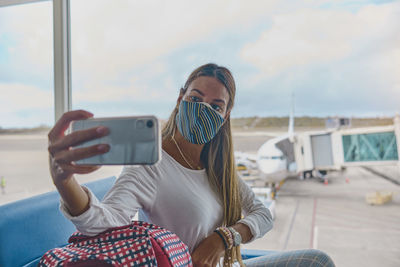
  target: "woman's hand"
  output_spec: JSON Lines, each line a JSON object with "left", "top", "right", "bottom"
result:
{"left": 48, "top": 110, "right": 110, "bottom": 185}
{"left": 191, "top": 232, "right": 226, "bottom": 267}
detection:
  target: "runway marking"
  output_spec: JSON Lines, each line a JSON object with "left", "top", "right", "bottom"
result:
{"left": 310, "top": 197, "right": 318, "bottom": 249}
{"left": 283, "top": 199, "right": 299, "bottom": 250}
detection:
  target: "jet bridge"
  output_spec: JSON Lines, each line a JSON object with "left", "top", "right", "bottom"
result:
{"left": 293, "top": 115, "right": 400, "bottom": 175}
{"left": 342, "top": 128, "right": 399, "bottom": 165}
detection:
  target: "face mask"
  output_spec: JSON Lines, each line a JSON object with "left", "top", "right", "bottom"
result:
{"left": 175, "top": 100, "right": 225, "bottom": 144}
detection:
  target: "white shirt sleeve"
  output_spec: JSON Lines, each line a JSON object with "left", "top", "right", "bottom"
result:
{"left": 237, "top": 177, "right": 274, "bottom": 243}
{"left": 60, "top": 165, "right": 159, "bottom": 236}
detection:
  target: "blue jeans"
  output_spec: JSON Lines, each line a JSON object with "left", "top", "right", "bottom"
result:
{"left": 243, "top": 249, "right": 335, "bottom": 267}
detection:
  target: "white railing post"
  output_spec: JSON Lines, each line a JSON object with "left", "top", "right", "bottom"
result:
{"left": 53, "top": 0, "right": 71, "bottom": 122}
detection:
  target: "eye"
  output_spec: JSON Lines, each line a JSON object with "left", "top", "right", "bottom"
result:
{"left": 190, "top": 96, "right": 201, "bottom": 102}
{"left": 211, "top": 104, "right": 222, "bottom": 112}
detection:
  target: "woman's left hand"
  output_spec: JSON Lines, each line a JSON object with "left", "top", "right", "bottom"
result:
{"left": 191, "top": 232, "right": 226, "bottom": 267}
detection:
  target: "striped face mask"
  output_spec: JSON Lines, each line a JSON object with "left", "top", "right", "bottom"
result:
{"left": 175, "top": 100, "right": 225, "bottom": 144}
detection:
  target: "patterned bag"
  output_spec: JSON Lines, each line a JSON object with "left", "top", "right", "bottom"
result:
{"left": 39, "top": 221, "right": 192, "bottom": 267}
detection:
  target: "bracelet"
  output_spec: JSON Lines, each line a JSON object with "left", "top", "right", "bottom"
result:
{"left": 216, "top": 227, "right": 233, "bottom": 249}
{"left": 220, "top": 227, "right": 233, "bottom": 248}
{"left": 214, "top": 229, "right": 228, "bottom": 249}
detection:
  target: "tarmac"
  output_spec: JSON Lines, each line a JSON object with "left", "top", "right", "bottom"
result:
{"left": 242, "top": 166, "right": 400, "bottom": 267}
{"left": 1, "top": 132, "right": 400, "bottom": 267}
{"left": 0, "top": 134, "right": 122, "bottom": 205}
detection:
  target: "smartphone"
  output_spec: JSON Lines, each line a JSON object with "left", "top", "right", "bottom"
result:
{"left": 71, "top": 116, "right": 161, "bottom": 165}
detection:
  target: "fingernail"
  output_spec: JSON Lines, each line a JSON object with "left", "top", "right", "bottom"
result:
{"left": 96, "top": 126, "right": 108, "bottom": 134}
{"left": 98, "top": 144, "right": 109, "bottom": 152}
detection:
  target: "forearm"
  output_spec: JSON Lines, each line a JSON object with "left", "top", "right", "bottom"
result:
{"left": 238, "top": 177, "right": 274, "bottom": 243}
{"left": 54, "top": 176, "right": 90, "bottom": 216}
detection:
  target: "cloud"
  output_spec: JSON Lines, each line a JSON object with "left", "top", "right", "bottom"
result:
{"left": 0, "top": 0, "right": 310, "bottom": 104}
{"left": 0, "top": 2, "right": 53, "bottom": 78}
{"left": 0, "top": 0, "right": 399, "bottom": 123}
{"left": 2, "top": 0, "right": 273, "bottom": 105}
{"left": 68, "top": 0, "right": 281, "bottom": 86}
{"left": 0, "top": 83, "right": 51, "bottom": 110}
{"left": 240, "top": 2, "right": 400, "bottom": 80}
{"left": 73, "top": 74, "right": 171, "bottom": 103}
{"left": 232, "top": 2, "right": 400, "bottom": 117}
{"left": 0, "top": 82, "right": 53, "bottom": 127}
{"left": 67, "top": 0, "right": 284, "bottom": 103}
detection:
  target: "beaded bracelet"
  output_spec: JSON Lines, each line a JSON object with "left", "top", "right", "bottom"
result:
{"left": 213, "top": 229, "right": 228, "bottom": 249}
{"left": 216, "top": 227, "right": 234, "bottom": 249}
{"left": 219, "top": 227, "right": 233, "bottom": 248}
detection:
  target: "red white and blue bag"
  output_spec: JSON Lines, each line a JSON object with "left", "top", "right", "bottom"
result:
{"left": 39, "top": 221, "right": 192, "bottom": 267}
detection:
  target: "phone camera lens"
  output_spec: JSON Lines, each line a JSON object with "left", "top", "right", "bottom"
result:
{"left": 146, "top": 120, "right": 154, "bottom": 128}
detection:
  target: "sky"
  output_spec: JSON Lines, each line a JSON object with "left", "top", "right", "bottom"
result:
{"left": 0, "top": 0, "right": 399, "bottom": 128}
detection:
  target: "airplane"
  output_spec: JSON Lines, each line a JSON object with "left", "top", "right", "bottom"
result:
{"left": 254, "top": 95, "right": 298, "bottom": 193}
{"left": 233, "top": 100, "right": 298, "bottom": 213}
{"left": 235, "top": 94, "right": 336, "bottom": 197}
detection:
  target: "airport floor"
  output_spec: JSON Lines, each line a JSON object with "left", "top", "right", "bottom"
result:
{"left": 242, "top": 166, "right": 400, "bottom": 267}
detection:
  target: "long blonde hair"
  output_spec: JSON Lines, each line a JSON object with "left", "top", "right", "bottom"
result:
{"left": 162, "top": 63, "right": 243, "bottom": 266}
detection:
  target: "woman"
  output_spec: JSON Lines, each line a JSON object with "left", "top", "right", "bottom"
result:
{"left": 48, "top": 63, "right": 335, "bottom": 267}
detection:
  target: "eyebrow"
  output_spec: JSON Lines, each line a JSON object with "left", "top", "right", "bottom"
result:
{"left": 192, "top": 89, "right": 226, "bottom": 105}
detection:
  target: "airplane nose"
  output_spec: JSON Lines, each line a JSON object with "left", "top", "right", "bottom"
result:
{"left": 258, "top": 160, "right": 282, "bottom": 174}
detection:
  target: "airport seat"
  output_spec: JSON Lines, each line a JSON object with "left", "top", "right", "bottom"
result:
{"left": 0, "top": 176, "right": 116, "bottom": 267}
{"left": 0, "top": 175, "right": 275, "bottom": 267}
{"left": 241, "top": 249, "right": 278, "bottom": 259}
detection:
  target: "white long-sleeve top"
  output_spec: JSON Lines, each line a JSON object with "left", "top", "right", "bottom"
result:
{"left": 61, "top": 149, "right": 273, "bottom": 253}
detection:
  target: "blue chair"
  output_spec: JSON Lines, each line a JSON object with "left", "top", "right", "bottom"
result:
{"left": 0, "top": 175, "right": 274, "bottom": 266}
{"left": 0, "top": 176, "right": 116, "bottom": 267}
{"left": 241, "top": 249, "right": 277, "bottom": 260}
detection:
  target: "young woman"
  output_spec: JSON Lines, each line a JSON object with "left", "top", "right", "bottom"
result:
{"left": 48, "top": 63, "right": 335, "bottom": 267}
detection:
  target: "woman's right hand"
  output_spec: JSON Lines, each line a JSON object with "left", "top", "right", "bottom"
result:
{"left": 48, "top": 110, "right": 110, "bottom": 185}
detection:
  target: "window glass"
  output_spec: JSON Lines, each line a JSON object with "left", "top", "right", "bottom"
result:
{"left": 0, "top": 1, "right": 53, "bottom": 205}
{"left": 69, "top": 0, "right": 271, "bottom": 180}
{"left": 68, "top": 1, "right": 400, "bottom": 263}
{"left": 70, "top": 0, "right": 271, "bottom": 118}
{"left": 343, "top": 132, "right": 398, "bottom": 162}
